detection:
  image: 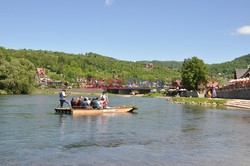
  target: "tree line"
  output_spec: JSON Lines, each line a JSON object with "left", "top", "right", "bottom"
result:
{"left": 0, "top": 46, "right": 249, "bottom": 94}
{"left": 0, "top": 46, "right": 181, "bottom": 94}
{"left": 0, "top": 47, "right": 35, "bottom": 94}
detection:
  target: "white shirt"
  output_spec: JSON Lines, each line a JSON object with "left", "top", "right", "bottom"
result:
{"left": 100, "top": 94, "right": 108, "bottom": 102}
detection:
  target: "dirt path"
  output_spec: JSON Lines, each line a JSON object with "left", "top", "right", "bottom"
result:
{"left": 226, "top": 99, "right": 250, "bottom": 109}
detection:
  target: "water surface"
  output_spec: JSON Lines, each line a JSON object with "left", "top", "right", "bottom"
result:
{"left": 0, "top": 95, "right": 250, "bottom": 165}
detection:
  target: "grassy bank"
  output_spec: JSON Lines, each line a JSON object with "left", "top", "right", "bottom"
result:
{"left": 32, "top": 88, "right": 166, "bottom": 98}
{"left": 32, "top": 88, "right": 103, "bottom": 96}
{"left": 171, "top": 97, "right": 227, "bottom": 106}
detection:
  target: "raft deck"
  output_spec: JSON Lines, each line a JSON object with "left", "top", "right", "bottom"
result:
{"left": 55, "top": 108, "right": 72, "bottom": 114}
{"left": 54, "top": 106, "right": 136, "bottom": 115}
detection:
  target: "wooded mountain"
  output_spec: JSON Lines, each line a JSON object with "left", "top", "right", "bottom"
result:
{"left": 137, "top": 60, "right": 183, "bottom": 71}
{"left": 3, "top": 47, "right": 181, "bottom": 83}
{"left": 209, "top": 54, "right": 250, "bottom": 78}
{"left": 1, "top": 46, "right": 249, "bottom": 94}
{"left": 140, "top": 54, "right": 250, "bottom": 79}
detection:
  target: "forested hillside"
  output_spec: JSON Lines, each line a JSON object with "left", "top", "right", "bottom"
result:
{"left": 140, "top": 54, "right": 250, "bottom": 79}
{"left": 209, "top": 54, "right": 250, "bottom": 78}
{"left": 1, "top": 45, "right": 249, "bottom": 94}
{"left": 0, "top": 47, "right": 36, "bottom": 94}
{"left": 2, "top": 47, "right": 181, "bottom": 88}
{"left": 138, "top": 60, "right": 183, "bottom": 71}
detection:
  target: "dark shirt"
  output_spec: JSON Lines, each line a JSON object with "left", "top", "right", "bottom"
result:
{"left": 71, "top": 99, "right": 75, "bottom": 106}
{"left": 91, "top": 99, "right": 100, "bottom": 109}
{"left": 78, "top": 99, "right": 84, "bottom": 106}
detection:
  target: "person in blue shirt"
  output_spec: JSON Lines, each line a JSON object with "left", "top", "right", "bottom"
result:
{"left": 58, "top": 89, "right": 71, "bottom": 108}
{"left": 91, "top": 97, "right": 101, "bottom": 109}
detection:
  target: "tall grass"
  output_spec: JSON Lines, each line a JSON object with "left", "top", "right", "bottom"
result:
{"left": 172, "top": 97, "right": 227, "bottom": 106}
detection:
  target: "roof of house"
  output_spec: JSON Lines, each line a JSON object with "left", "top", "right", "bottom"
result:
{"left": 234, "top": 68, "right": 250, "bottom": 79}
{"left": 241, "top": 68, "right": 250, "bottom": 78}
{"left": 36, "top": 68, "right": 46, "bottom": 76}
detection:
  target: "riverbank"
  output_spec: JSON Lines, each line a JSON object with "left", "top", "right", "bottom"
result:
{"left": 169, "top": 97, "right": 250, "bottom": 110}
{"left": 33, "top": 88, "right": 162, "bottom": 97}
{"left": 32, "top": 88, "right": 104, "bottom": 96}
{"left": 169, "top": 97, "right": 227, "bottom": 107}
{"left": 15, "top": 88, "right": 250, "bottom": 109}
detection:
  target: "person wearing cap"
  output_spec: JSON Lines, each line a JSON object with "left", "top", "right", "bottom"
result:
{"left": 58, "top": 89, "right": 71, "bottom": 108}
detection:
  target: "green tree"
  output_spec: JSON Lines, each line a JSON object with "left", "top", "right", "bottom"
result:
{"left": 181, "top": 57, "right": 209, "bottom": 90}
{"left": 0, "top": 47, "right": 36, "bottom": 94}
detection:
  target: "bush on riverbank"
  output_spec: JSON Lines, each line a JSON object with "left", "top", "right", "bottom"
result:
{"left": 0, "top": 47, "right": 36, "bottom": 94}
{"left": 0, "top": 90, "right": 8, "bottom": 95}
{"left": 171, "top": 97, "right": 227, "bottom": 106}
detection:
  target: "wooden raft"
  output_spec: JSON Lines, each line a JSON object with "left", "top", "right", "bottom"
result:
{"left": 55, "top": 108, "right": 72, "bottom": 114}
{"left": 54, "top": 106, "right": 136, "bottom": 115}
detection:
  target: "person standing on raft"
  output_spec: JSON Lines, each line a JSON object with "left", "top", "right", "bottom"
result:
{"left": 58, "top": 89, "right": 71, "bottom": 108}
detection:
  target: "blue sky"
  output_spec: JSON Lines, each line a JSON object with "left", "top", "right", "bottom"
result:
{"left": 1, "top": 0, "right": 250, "bottom": 64}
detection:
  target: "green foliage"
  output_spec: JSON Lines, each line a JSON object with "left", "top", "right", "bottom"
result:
{"left": 5, "top": 48, "right": 181, "bottom": 84}
{"left": 138, "top": 60, "right": 183, "bottom": 70}
{"left": 209, "top": 54, "right": 250, "bottom": 78}
{"left": 49, "top": 73, "right": 63, "bottom": 81}
{"left": 172, "top": 97, "right": 227, "bottom": 106}
{"left": 1, "top": 45, "right": 250, "bottom": 95}
{"left": 0, "top": 48, "right": 36, "bottom": 94}
{"left": 181, "top": 57, "right": 209, "bottom": 90}
{"left": 0, "top": 89, "right": 8, "bottom": 95}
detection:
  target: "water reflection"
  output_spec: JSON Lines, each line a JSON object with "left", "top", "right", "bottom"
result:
{"left": 182, "top": 104, "right": 207, "bottom": 113}
{"left": 1, "top": 95, "right": 250, "bottom": 165}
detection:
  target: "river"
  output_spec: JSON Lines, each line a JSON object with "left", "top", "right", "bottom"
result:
{"left": 0, "top": 95, "right": 250, "bottom": 166}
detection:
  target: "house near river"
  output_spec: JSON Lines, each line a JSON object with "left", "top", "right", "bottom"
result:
{"left": 217, "top": 66, "right": 250, "bottom": 99}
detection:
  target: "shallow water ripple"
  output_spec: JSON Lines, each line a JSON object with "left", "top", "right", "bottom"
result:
{"left": 1, "top": 95, "right": 250, "bottom": 165}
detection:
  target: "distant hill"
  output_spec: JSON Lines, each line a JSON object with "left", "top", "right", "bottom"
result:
{"left": 3, "top": 46, "right": 250, "bottom": 83}
{"left": 4, "top": 47, "right": 181, "bottom": 83}
{"left": 2, "top": 46, "right": 249, "bottom": 94}
{"left": 140, "top": 54, "right": 250, "bottom": 79}
{"left": 137, "top": 60, "right": 183, "bottom": 71}
{"left": 209, "top": 54, "right": 250, "bottom": 78}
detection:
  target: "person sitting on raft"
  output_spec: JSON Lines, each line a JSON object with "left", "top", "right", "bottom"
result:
{"left": 73, "top": 98, "right": 79, "bottom": 106}
{"left": 99, "top": 98, "right": 107, "bottom": 108}
{"left": 71, "top": 97, "right": 76, "bottom": 107}
{"left": 91, "top": 97, "right": 101, "bottom": 109}
{"left": 100, "top": 91, "right": 109, "bottom": 108}
{"left": 83, "top": 97, "right": 90, "bottom": 107}
{"left": 77, "top": 96, "right": 84, "bottom": 106}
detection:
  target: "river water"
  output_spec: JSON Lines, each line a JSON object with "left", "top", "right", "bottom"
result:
{"left": 0, "top": 95, "right": 250, "bottom": 166}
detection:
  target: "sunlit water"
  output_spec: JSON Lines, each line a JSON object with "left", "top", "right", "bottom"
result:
{"left": 0, "top": 95, "right": 250, "bottom": 165}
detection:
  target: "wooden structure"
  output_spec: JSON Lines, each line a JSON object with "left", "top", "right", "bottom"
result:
{"left": 55, "top": 108, "right": 71, "bottom": 114}
{"left": 55, "top": 106, "right": 136, "bottom": 115}
{"left": 234, "top": 68, "right": 250, "bottom": 79}
{"left": 107, "top": 88, "right": 150, "bottom": 94}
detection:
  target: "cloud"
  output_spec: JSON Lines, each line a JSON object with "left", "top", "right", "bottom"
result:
{"left": 105, "top": 0, "right": 113, "bottom": 6}
{"left": 236, "top": 25, "right": 250, "bottom": 35}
